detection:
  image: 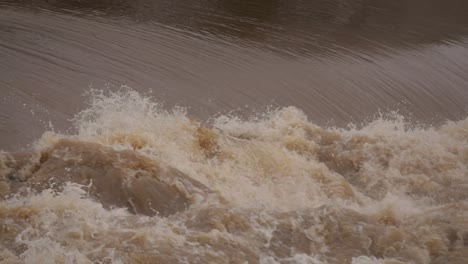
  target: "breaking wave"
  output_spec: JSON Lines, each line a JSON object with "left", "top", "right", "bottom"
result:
{"left": 1, "top": 89, "right": 467, "bottom": 264}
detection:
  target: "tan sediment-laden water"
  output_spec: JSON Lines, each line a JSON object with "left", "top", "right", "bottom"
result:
{"left": 1, "top": 89, "right": 467, "bottom": 263}
{"left": 1, "top": 0, "right": 468, "bottom": 263}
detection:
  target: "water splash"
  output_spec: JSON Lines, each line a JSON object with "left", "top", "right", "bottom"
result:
{"left": 1, "top": 89, "right": 467, "bottom": 263}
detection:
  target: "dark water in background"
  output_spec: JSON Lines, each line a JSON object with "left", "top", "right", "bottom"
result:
{"left": 1, "top": 0, "right": 467, "bottom": 151}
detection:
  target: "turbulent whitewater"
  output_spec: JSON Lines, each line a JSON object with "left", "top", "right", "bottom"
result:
{"left": 0, "top": 89, "right": 467, "bottom": 264}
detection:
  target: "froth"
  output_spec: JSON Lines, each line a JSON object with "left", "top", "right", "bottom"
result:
{"left": 1, "top": 88, "right": 467, "bottom": 263}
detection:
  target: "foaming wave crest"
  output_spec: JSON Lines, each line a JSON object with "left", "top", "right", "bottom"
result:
{"left": 1, "top": 89, "right": 467, "bottom": 263}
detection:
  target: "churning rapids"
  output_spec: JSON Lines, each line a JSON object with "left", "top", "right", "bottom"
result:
{"left": 1, "top": 0, "right": 468, "bottom": 263}
{"left": 0, "top": 89, "right": 467, "bottom": 263}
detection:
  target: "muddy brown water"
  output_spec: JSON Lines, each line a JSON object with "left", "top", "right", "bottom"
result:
{"left": 0, "top": 0, "right": 468, "bottom": 263}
